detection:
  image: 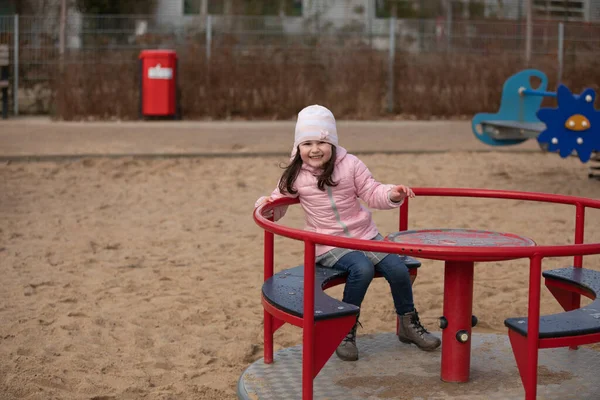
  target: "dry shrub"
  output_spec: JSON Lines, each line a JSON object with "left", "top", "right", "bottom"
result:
{"left": 394, "top": 53, "right": 531, "bottom": 117}
{"left": 52, "top": 43, "right": 600, "bottom": 121}
{"left": 55, "top": 51, "right": 139, "bottom": 120}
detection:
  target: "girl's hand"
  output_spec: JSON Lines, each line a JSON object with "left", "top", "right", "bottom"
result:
{"left": 255, "top": 196, "right": 274, "bottom": 218}
{"left": 389, "top": 185, "right": 415, "bottom": 203}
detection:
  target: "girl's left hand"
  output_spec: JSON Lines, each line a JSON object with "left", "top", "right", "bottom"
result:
{"left": 390, "top": 185, "right": 415, "bottom": 202}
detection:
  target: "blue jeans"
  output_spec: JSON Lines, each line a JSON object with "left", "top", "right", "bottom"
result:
{"left": 331, "top": 251, "right": 415, "bottom": 315}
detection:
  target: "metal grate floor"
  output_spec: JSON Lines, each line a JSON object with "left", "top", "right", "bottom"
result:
{"left": 238, "top": 332, "right": 600, "bottom": 400}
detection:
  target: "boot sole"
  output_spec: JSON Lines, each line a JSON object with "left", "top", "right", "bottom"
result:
{"left": 335, "top": 353, "right": 359, "bottom": 361}
{"left": 398, "top": 337, "right": 440, "bottom": 352}
{"left": 335, "top": 349, "right": 359, "bottom": 361}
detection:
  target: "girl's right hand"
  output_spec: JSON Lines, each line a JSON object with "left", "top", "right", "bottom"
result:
{"left": 255, "top": 196, "right": 274, "bottom": 218}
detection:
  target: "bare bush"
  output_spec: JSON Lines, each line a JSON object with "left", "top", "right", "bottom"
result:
{"left": 52, "top": 43, "right": 600, "bottom": 121}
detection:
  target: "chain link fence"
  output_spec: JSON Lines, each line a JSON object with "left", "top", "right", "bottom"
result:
{"left": 0, "top": 0, "right": 599, "bottom": 117}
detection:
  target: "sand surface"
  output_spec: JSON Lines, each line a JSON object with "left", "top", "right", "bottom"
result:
{"left": 1, "top": 119, "right": 599, "bottom": 399}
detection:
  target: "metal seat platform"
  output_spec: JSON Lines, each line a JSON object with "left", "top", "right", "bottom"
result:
{"left": 480, "top": 120, "right": 546, "bottom": 140}
{"left": 237, "top": 332, "right": 600, "bottom": 400}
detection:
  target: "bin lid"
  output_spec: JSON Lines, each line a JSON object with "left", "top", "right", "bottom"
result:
{"left": 139, "top": 49, "right": 177, "bottom": 59}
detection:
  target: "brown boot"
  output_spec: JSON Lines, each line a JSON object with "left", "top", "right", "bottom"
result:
{"left": 336, "top": 318, "right": 361, "bottom": 361}
{"left": 398, "top": 310, "right": 441, "bottom": 351}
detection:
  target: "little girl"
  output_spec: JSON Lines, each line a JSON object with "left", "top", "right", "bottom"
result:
{"left": 255, "top": 105, "right": 440, "bottom": 361}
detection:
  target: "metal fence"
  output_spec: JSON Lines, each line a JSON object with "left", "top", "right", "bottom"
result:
{"left": 1, "top": 1, "right": 600, "bottom": 115}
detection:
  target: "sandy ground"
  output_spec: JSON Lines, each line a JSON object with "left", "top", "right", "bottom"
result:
{"left": 1, "top": 119, "right": 599, "bottom": 400}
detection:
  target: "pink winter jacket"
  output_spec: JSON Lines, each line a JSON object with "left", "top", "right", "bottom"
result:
{"left": 256, "top": 146, "right": 403, "bottom": 256}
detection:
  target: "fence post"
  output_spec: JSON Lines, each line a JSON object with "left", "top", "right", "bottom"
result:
{"left": 13, "top": 13, "right": 18, "bottom": 116}
{"left": 206, "top": 14, "right": 212, "bottom": 62}
{"left": 367, "top": 0, "right": 373, "bottom": 48}
{"left": 446, "top": 0, "right": 452, "bottom": 51}
{"left": 418, "top": 0, "right": 425, "bottom": 51}
{"left": 557, "top": 22, "right": 564, "bottom": 84}
{"left": 525, "top": 0, "right": 532, "bottom": 66}
{"left": 59, "top": 0, "right": 66, "bottom": 73}
{"left": 387, "top": 16, "right": 396, "bottom": 114}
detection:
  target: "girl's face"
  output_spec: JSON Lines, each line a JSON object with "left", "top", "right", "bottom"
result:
{"left": 298, "top": 141, "right": 333, "bottom": 169}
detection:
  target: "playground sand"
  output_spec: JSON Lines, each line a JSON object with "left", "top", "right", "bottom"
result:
{"left": 1, "top": 120, "right": 600, "bottom": 400}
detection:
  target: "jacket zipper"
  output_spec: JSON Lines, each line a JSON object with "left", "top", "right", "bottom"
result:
{"left": 326, "top": 186, "right": 351, "bottom": 237}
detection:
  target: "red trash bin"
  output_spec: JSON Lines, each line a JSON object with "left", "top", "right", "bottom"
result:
{"left": 139, "top": 50, "right": 178, "bottom": 118}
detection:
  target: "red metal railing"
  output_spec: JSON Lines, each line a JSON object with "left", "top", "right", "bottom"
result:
{"left": 253, "top": 187, "right": 600, "bottom": 400}
{"left": 255, "top": 189, "right": 600, "bottom": 262}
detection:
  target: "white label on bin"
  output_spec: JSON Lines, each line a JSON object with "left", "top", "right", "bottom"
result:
{"left": 148, "top": 63, "right": 173, "bottom": 80}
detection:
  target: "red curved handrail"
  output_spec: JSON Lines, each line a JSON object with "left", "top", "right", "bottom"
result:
{"left": 253, "top": 188, "right": 600, "bottom": 261}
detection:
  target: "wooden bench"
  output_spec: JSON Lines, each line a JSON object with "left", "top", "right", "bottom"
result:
{"left": 261, "top": 256, "right": 421, "bottom": 378}
{"left": 504, "top": 266, "right": 600, "bottom": 398}
{"left": 0, "top": 44, "right": 9, "bottom": 120}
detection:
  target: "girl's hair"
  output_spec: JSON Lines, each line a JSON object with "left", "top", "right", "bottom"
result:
{"left": 278, "top": 145, "right": 339, "bottom": 195}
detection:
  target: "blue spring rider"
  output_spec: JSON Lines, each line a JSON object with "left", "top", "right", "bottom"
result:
{"left": 472, "top": 69, "right": 600, "bottom": 164}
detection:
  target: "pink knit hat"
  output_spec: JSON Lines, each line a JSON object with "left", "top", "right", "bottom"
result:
{"left": 291, "top": 105, "right": 338, "bottom": 157}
